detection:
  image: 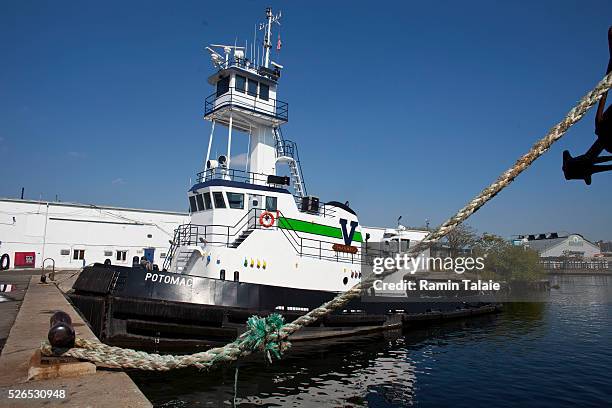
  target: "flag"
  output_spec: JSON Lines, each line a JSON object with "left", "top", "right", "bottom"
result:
{"left": 277, "top": 33, "right": 282, "bottom": 51}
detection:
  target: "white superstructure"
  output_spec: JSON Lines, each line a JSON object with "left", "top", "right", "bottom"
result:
{"left": 164, "top": 8, "right": 368, "bottom": 293}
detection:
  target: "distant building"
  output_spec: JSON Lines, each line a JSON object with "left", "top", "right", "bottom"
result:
{"left": 596, "top": 241, "right": 612, "bottom": 254}
{"left": 514, "top": 233, "right": 601, "bottom": 259}
{"left": 0, "top": 198, "right": 189, "bottom": 269}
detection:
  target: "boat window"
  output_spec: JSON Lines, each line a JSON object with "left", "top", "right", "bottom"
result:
{"left": 247, "top": 79, "right": 257, "bottom": 97}
{"left": 259, "top": 83, "right": 269, "bottom": 101}
{"left": 189, "top": 196, "right": 198, "bottom": 213}
{"left": 195, "top": 194, "right": 205, "bottom": 211}
{"left": 216, "top": 76, "right": 229, "bottom": 97}
{"left": 213, "top": 192, "right": 226, "bottom": 208}
{"left": 204, "top": 192, "right": 213, "bottom": 210}
{"left": 227, "top": 192, "right": 244, "bottom": 209}
{"left": 265, "top": 196, "right": 277, "bottom": 211}
{"left": 235, "top": 75, "right": 246, "bottom": 93}
{"left": 233, "top": 271, "right": 239, "bottom": 282}
{"left": 220, "top": 269, "right": 225, "bottom": 280}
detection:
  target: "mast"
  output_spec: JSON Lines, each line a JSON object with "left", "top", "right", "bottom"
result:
{"left": 261, "top": 7, "right": 281, "bottom": 68}
{"left": 263, "top": 7, "right": 272, "bottom": 68}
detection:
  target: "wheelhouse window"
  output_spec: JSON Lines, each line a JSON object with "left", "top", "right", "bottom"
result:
{"left": 196, "top": 194, "right": 205, "bottom": 211}
{"left": 265, "top": 196, "right": 277, "bottom": 211}
{"left": 213, "top": 192, "right": 226, "bottom": 208}
{"left": 259, "top": 83, "right": 269, "bottom": 101}
{"left": 189, "top": 196, "right": 197, "bottom": 213}
{"left": 227, "top": 192, "right": 244, "bottom": 209}
{"left": 216, "top": 76, "right": 230, "bottom": 97}
{"left": 247, "top": 79, "right": 257, "bottom": 97}
{"left": 204, "top": 192, "right": 213, "bottom": 210}
{"left": 235, "top": 75, "right": 246, "bottom": 93}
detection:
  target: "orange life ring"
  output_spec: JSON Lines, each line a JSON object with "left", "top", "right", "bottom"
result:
{"left": 259, "top": 211, "right": 275, "bottom": 228}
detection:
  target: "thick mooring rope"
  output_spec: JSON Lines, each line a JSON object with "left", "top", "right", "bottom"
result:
{"left": 41, "top": 71, "right": 612, "bottom": 370}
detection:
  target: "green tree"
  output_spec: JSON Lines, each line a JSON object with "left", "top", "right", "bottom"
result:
{"left": 474, "top": 233, "right": 544, "bottom": 282}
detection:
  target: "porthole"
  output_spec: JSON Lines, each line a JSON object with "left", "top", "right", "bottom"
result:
{"left": 343, "top": 277, "right": 348, "bottom": 285}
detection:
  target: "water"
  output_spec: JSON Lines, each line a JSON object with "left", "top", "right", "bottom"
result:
{"left": 130, "top": 275, "right": 612, "bottom": 407}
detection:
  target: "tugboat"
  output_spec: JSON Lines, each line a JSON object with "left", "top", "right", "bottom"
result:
{"left": 69, "top": 8, "right": 487, "bottom": 349}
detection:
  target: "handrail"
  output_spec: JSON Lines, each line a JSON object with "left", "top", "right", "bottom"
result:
{"left": 195, "top": 167, "right": 281, "bottom": 186}
{"left": 166, "top": 206, "right": 389, "bottom": 268}
{"left": 204, "top": 86, "right": 288, "bottom": 121}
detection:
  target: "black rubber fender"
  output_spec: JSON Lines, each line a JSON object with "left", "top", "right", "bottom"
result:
{"left": 0, "top": 253, "right": 10, "bottom": 270}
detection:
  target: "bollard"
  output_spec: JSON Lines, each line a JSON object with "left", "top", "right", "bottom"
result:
{"left": 48, "top": 311, "right": 75, "bottom": 348}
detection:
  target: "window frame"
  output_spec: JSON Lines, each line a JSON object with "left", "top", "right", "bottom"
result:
{"left": 216, "top": 76, "right": 230, "bottom": 97}
{"left": 265, "top": 196, "right": 277, "bottom": 211}
{"left": 195, "top": 194, "right": 205, "bottom": 212}
{"left": 259, "top": 83, "right": 269, "bottom": 101}
{"left": 213, "top": 192, "right": 227, "bottom": 208}
{"left": 247, "top": 79, "right": 258, "bottom": 97}
{"left": 203, "top": 192, "right": 213, "bottom": 210}
{"left": 73, "top": 249, "right": 85, "bottom": 260}
{"left": 189, "top": 196, "right": 198, "bottom": 213}
{"left": 227, "top": 192, "right": 245, "bottom": 209}
{"left": 116, "top": 250, "right": 127, "bottom": 262}
{"left": 235, "top": 75, "right": 246, "bottom": 93}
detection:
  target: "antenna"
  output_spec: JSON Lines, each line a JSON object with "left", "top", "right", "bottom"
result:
{"left": 258, "top": 7, "right": 281, "bottom": 68}
{"left": 205, "top": 46, "right": 224, "bottom": 68}
{"left": 207, "top": 44, "right": 245, "bottom": 68}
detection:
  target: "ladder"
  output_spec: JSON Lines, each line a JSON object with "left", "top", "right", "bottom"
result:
{"left": 273, "top": 127, "right": 307, "bottom": 197}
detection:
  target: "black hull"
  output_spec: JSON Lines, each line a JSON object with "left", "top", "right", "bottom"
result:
{"left": 68, "top": 264, "right": 497, "bottom": 350}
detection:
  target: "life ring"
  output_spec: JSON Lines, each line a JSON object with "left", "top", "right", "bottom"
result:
{"left": 259, "top": 211, "right": 275, "bottom": 228}
{"left": 0, "top": 254, "right": 9, "bottom": 270}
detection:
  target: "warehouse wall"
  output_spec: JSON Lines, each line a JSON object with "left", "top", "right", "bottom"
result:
{"left": 0, "top": 199, "right": 189, "bottom": 269}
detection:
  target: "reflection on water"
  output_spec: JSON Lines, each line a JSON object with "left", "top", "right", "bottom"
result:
{"left": 130, "top": 275, "right": 612, "bottom": 407}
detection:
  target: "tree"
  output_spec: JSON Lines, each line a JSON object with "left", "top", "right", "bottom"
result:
{"left": 473, "top": 233, "right": 509, "bottom": 254}
{"left": 473, "top": 233, "right": 545, "bottom": 281}
{"left": 445, "top": 224, "right": 477, "bottom": 258}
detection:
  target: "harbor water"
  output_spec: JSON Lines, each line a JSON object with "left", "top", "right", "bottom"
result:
{"left": 130, "top": 275, "right": 612, "bottom": 407}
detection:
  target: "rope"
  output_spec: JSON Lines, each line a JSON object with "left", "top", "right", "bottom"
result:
{"left": 41, "top": 314, "right": 289, "bottom": 371}
{"left": 41, "top": 71, "right": 612, "bottom": 370}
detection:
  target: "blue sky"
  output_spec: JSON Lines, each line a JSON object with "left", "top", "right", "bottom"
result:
{"left": 1, "top": 1, "right": 611, "bottom": 240}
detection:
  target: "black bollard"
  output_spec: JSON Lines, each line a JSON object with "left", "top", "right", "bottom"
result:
{"left": 48, "top": 311, "right": 75, "bottom": 348}
{"left": 50, "top": 310, "right": 72, "bottom": 327}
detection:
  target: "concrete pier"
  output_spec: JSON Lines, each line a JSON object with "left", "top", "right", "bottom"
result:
{"left": 0, "top": 274, "right": 151, "bottom": 408}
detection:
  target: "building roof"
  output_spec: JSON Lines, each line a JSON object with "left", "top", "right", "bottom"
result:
{"left": 523, "top": 234, "right": 599, "bottom": 254}
{"left": 524, "top": 237, "right": 568, "bottom": 253}
{"left": 0, "top": 197, "right": 188, "bottom": 217}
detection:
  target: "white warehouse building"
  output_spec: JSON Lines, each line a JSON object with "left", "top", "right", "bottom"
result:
{"left": 0, "top": 198, "right": 189, "bottom": 270}
{"left": 518, "top": 233, "right": 601, "bottom": 259}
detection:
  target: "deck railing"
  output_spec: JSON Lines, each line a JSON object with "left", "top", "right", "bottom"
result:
{"left": 163, "top": 209, "right": 389, "bottom": 270}
{"left": 204, "top": 86, "right": 288, "bottom": 122}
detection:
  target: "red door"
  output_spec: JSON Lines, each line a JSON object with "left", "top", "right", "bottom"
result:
{"left": 14, "top": 252, "right": 36, "bottom": 268}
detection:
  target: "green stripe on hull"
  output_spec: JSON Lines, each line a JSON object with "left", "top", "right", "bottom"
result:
{"left": 278, "top": 217, "right": 363, "bottom": 243}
